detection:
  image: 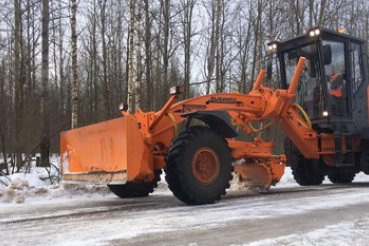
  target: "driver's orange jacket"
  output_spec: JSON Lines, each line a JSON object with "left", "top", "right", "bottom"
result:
{"left": 329, "top": 73, "right": 342, "bottom": 97}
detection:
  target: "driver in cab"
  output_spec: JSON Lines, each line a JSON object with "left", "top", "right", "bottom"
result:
{"left": 325, "top": 64, "right": 345, "bottom": 116}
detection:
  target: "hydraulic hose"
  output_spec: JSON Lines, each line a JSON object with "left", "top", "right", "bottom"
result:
{"left": 290, "top": 103, "right": 312, "bottom": 129}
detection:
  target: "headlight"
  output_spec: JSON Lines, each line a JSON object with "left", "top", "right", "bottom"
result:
{"left": 267, "top": 41, "right": 279, "bottom": 52}
{"left": 308, "top": 27, "right": 321, "bottom": 37}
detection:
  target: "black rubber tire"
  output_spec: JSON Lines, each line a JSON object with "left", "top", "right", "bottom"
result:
{"left": 108, "top": 169, "right": 161, "bottom": 198}
{"left": 284, "top": 138, "right": 324, "bottom": 186}
{"left": 328, "top": 168, "right": 356, "bottom": 184}
{"left": 165, "top": 126, "right": 233, "bottom": 205}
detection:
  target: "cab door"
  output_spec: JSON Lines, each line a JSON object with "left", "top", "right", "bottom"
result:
{"left": 322, "top": 40, "right": 349, "bottom": 118}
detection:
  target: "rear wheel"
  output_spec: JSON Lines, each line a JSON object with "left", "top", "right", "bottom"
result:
{"left": 108, "top": 169, "right": 161, "bottom": 198}
{"left": 360, "top": 144, "right": 369, "bottom": 174}
{"left": 284, "top": 138, "right": 324, "bottom": 186}
{"left": 165, "top": 126, "right": 233, "bottom": 205}
{"left": 328, "top": 168, "right": 355, "bottom": 183}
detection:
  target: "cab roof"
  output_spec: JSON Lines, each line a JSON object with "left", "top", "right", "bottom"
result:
{"left": 276, "top": 28, "right": 366, "bottom": 52}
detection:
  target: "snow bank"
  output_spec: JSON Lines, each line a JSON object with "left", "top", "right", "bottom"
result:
{"left": 0, "top": 173, "right": 47, "bottom": 204}
{"left": 9, "top": 172, "right": 48, "bottom": 187}
{"left": 0, "top": 171, "right": 110, "bottom": 205}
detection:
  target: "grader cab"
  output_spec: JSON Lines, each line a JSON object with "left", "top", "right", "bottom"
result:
{"left": 61, "top": 28, "right": 369, "bottom": 205}
{"left": 270, "top": 28, "right": 369, "bottom": 184}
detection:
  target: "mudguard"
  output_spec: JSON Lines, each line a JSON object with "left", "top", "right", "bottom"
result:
{"left": 182, "top": 111, "right": 238, "bottom": 138}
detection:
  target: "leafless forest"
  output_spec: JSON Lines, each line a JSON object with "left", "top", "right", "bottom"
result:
{"left": 1, "top": 0, "right": 369, "bottom": 172}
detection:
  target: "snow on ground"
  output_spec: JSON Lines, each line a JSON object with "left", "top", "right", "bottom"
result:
{"left": 1, "top": 165, "right": 369, "bottom": 205}
{"left": 0, "top": 157, "right": 110, "bottom": 205}
{"left": 1, "top": 165, "right": 369, "bottom": 246}
{"left": 242, "top": 217, "right": 369, "bottom": 246}
{"left": 0, "top": 166, "right": 297, "bottom": 205}
{"left": 237, "top": 215, "right": 369, "bottom": 246}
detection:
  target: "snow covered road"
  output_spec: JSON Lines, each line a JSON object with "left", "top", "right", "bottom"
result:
{"left": 2, "top": 181, "right": 369, "bottom": 246}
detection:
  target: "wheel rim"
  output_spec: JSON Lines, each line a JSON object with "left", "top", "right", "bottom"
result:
{"left": 192, "top": 147, "right": 220, "bottom": 185}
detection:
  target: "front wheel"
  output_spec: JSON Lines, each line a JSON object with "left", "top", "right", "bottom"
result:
{"left": 284, "top": 138, "right": 324, "bottom": 186}
{"left": 165, "top": 126, "right": 233, "bottom": 205}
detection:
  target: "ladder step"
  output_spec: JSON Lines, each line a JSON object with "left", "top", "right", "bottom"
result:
{"left": 334, "top": 132, "right": 343, "bottom": 166}
{"left": 335, "top": 133, "right": 355, "bottom": 167}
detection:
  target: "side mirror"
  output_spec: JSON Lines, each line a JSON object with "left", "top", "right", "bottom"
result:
{"left": 118, "top": 102, "right": 128, "bottom": 111}
{"left": 169, "top": 85, "right": 184, "bottom": 95}
{"left": 266, "top": 62, "right": 273, "bottom": 80}
{"left": 323, "top": 44, "right": 332, "bottom": 65}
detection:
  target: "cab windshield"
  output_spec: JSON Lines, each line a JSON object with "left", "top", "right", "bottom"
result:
{"left": 283, "top": 43, "right": 326, "bottom": 120}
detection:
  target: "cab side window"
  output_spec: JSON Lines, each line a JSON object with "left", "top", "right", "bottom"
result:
{"left": 351, "top": 42, "right": 363, "bottom": 95}
{"left": 323, "top": 40, "right": 348, "bottom": 117}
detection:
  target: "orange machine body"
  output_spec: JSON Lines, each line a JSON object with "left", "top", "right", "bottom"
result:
{"left": 60, "top": 57, "right": 344, "bottom": 189}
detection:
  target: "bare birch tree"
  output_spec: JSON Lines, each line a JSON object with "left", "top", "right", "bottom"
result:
{"left": 71, "top": 0, "right": 78, "bottom": 129}
{"left": 249, "top": 0, "right": 264, "bottom": 91}
{"left": 204, "top": 1, "right": 218, "bottom": 94}
{"left": 135, "top": 0, "right": 142, "bottom": 110}
{"left": 236, "top": 1, "right": 253, "bottom": 93}
{"left": 99, "top": 0, "right": 112, "bottom": 119}
{"left": 127, "top": 0, "right": 135, "bottom": 113}
{"left": 180, "top": 0, "right": 195, "bottom": 99}
{"left": 144, "top": 0, "right": 153, "bottom": 110}
{"left": 161, "top": 0, "right": 171, "bottom": 102}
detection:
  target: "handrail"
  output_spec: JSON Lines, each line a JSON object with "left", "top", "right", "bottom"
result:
{"left": 287, "top": 57, "right": 307, "bottom": 95}
{"left": 252, "top": 69, "right": 266, "bottom": 91}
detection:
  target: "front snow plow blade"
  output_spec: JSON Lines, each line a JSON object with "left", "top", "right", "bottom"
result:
{"left": 60, "top": 115, "right": 150, "bottom": 184}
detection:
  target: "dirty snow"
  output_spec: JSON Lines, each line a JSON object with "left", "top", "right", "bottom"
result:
{"left": 1, "top": 160, "right": 369, "bottom": 205}
{"left": 0, "top": 163, "right": 110, "bottom": 205}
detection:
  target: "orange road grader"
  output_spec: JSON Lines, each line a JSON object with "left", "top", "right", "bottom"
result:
{"left": 61, "top": 28, "right": 369, "bottom": 205}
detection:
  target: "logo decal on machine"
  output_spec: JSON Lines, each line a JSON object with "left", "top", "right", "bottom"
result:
{"left": 207, "top": 97, "right": 244, "bottom": 106}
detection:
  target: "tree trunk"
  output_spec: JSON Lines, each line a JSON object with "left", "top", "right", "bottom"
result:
{"left": 318, "top": 0, "right": 327, "bottom": 26}
{"left": 154, "top": 3, "right": 163, "bottom": 110}
{"left": 217, "top": 0, "right": 226, "bottom": 93}
{"left": 14, "top": 0, "right": 23, "bottom": 170}
{"left": 40, "top": 0, "right": 50, "bottom": 166}
{"left": 144, "top": 0, "right": 152, "bottom": 110}
{"left": 58, "top": 0, "right": 65, "bottom": 116}
{"left": 100, "top": 0, "right": 112, "bottom": 119}
{"left": 116, "top": 0, "right": 124, "bottom": 112}
{"left": 215, "top": 0, "right": 222, "bottom": 93}
{"left": 309, "top": 0, "right": 314, "bottom": 27}
{"left": 205, "top": 1, "right": 217, "bottom": 95}
{"left": 92, "top": 0, "right": 99, "bottom": 121}
{"left": 71, "top": 0, "right": 78, "bottom": 129}
{"left": 127, "top": 0, "right": 135, "bottom": 113}
{"left": 250, "top": 0, "right": 263, "bottom": 92}
{"left": 239, "top": 4, "right": 252, "bottom": 93}
{"left": 162, "top": 0, "right": 170, "bottom": 104}
{"left": 135, "top": 0, "right": 142, "bottom": 110}
{"left": 182, "top": 0, "right": 194, "bottom": 99}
